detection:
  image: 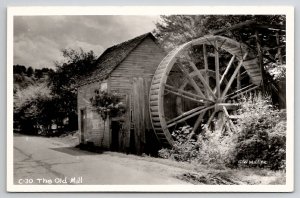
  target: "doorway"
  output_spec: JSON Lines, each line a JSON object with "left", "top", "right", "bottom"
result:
{"left": 80, "top": 108, "right": 86, "bottom": 143}
{"left": 111, "top": 121, "right": 120, "bottom": 151}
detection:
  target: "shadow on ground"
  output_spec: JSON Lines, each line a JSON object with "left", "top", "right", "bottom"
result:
{"left": 51, "top": 147, "right": 98, "bottom": 156}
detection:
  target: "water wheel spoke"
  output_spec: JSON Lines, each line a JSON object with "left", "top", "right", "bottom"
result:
{"left": 167, "top": 106, "right": 214, "bottom": 128}
{"left": 165, "top": 84, "right": 213, "bottom": 103}
{"left": 222, "top": 106, "right": 236, "bottom": 132}
{"left": 192, "top": 110, "right": 207, "bottom": 133}
{"left": 149, "top": 35, "right": 261, "bottom": 147}
{"left": 215, "top": 103, "right": 240, "bottom": 110}
{"left": 214, "top": 40, "right": 221, "bottom": 97}
{"left": 220, "top": 55, "right": 236, "bottom": 86}
{"left": 206, "top": 110, "right": 217, "bottom": 127}
{"left": 182, "top": 52, "right": 217, "bottom": 100}
{"left": 176, "top": 62, "right": 205, "bottom": 97}
{"left": 203, "top": 44, "right": 209, "bottom": 87}
{"left": 226, "top": 84, "right": 259, "bottom": 99}
{"left": 221, "top": 53, "right": 248, "bottom": 99}
{"left": 212, "top": 55, "right": 235, "bottom": 94}
{"left": 219, "top": 116, "right": 228, "bottom": 133}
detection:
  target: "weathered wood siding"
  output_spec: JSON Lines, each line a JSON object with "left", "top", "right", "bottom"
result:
{"left": 77, "top": 81, "right": 110, "bottom": 148}
{"left": 77, "top": 37, "right": 165, "bottom": 153}
{"left": 110, "top": 37, "right": 166, "bottom": 129}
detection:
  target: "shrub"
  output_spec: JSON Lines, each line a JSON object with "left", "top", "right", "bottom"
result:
{"left": 158, "top": 126, "right": 200, "bottom": 162}
{"left": 158, "top": 125, "right": 235, "bottom": 167}
{"left": 233, "top": 93, "right": 286, "bottom": 170}
{"left": 158, "top": 93, "right": 286, "bottom": 170}
{"left": 14, "top": 83, "right": 53, "bottom": 134}
{"left": 89, "top": 90, "right": 126, "bottom": 120}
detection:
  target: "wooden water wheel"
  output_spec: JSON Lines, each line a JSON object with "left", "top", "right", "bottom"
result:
{"left": 149, "top": 35, "right": 262, "bottom": 147}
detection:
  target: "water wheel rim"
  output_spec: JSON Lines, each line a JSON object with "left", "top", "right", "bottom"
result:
{"left": 149, "top": 35, "right": 261, "bottom": 147}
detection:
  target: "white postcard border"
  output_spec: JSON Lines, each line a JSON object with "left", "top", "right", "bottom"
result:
{"left": 7, "top": 6, "right": 294, "bottom": 192}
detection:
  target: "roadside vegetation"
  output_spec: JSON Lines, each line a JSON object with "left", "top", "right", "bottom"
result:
{"left": 13, "top": 49, "right": 97, "bottom": 136}
{"left": 13, "top": 15, "right": 287, "bottom": 184}
{"left": 158, "top": 94, "right": 286, "bottom": 167}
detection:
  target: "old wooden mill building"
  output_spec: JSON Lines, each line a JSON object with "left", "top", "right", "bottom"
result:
{"left": 77, "top": 33, "right": 166, "bottom": 154}
{"left": 77, "top": 22, "right": 285, "bottom": 155}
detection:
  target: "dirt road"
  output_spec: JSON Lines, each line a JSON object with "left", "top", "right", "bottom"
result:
{"left": 13, "top": 134, "right": 190, "bottom": 185}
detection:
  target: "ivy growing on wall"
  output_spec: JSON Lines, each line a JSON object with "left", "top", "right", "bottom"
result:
{"left": 89, "top": 90, "right": 126, "bottom": 120}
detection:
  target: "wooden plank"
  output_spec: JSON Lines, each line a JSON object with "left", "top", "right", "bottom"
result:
{"left": 139, "top": 78, "right": 146, "bottom": 153}
{"left": 243, "top": 58, "right": 259, "bottom": 65}
{"left": 133, "top": 78, "right": 140, "bottom": 154}
{"left": 229, "top": 85, "right": 259, "bottom": 99}
{"left": 176, "top": 62, "right": 205, "bottom": 97}
{"left": 222, "top": 106, "right": 236, "bottom": 132}
{"left": 122, "top": 94, "right": 131, "bottom": 150}
{"left": 225, "top": 84, "right": 255, "bottom": 97}
{"left": 255, "top": 30, "right": 265, "bottom": 91}
{"left": 153, "top": 122, "right": 161, "bottom": 127}
{"left": 153, "top": 75, "right": 163, "bottom": 81}
{"left": 203, "top": 44, "right": 209, "bottom": 84}
{"left": 214, "top": 40, "right": 221, "bottom": 97}
{"left": 151, "top": 79, "right": 161, "bottom": 85}
{"left": 237, "top": 69, "right": 241, "bottom": 90}
{"left": 144, "top": 78, "right": 151, "bottom": 130}
{"left": 221, "top": 53, "right": 248, "bottom": 98}
{"left": 165, "top": 84, "right": 212, "bottom": 102}
{"left": 150, "top": 95, "right": 159, "bottom": 101}
{"left": 151, "top": 112, "right": 160, "bottom": 116}
{"left": 183, "top": 53, "right": 217, "bottom": 99}
{"left": 132, "top": 77, "right": 146, "bottom": 155}
{"left": 206, "top": 110, "right": 216, "bottom": 127}
{"left": 220, "top": 55, "right": 235, "bottom": 86}
{"left": 149, "top": 89, "right": 159, "bottom": 95}
{"left": 150, "top": 83, "right": 160, "bottom": 90}
{"left": 152, "top": 117, "right": 161, "bottom": 122}
{"left": 164, "top": 88, "right": 204, "bottom": 104}
{"left": 150, "top": 101, "right": 159, "bottom": 106}
{"left": 192, "top": 110, "right": 207, "bottom": 133}
{"left": 150, "top": 106, "right": 159, "bottom": 111}
{"left": 167, "top": 106, "right": 214, "bottom": 128}
{"left": 167, "top": 106, "right": 204, "bottom": 124}
{"left": 276, "top": 32, "right": 283, "bottom": 65}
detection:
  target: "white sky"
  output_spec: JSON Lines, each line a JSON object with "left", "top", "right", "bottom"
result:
{"left": 14, "top": 15, "right": 161, "bottom": 69}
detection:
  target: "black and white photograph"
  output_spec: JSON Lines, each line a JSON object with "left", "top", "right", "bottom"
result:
{"left": 7, "top": 6, "right": 294, "bottom": 192}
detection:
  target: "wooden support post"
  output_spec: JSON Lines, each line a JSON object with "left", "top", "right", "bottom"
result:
{"left": 222, "top": 106, "right": 236, "bottom": 132}
{"left": 255, "top": 30, "right": 265, "bottom": 92}
{"left": 221, "top": 53, "right": 248, "bottom": 98}
{"left": 214, "top": 40, "right": 221, "bottom": 97}
{"left": 237, "top": 68, "right": 241, "bottom": 90}
{"left": 206, "top": 110, "right": 216, "bottom": 127}
{"left": 220, "top": 55, "right": 235, "bottom": 86}
{"left": 133, "top": 77, "right": 145, "bottom": 155}
{"left": 122, "top": 94, "right": 131, "bottom": 152}
{"left": 203, "top": 44, "right": 209, "bottom": 85}
{"left": 192, "top": 110, "right": 207, "bottom": 133}
{"left": 276, "top": 32, "right": 283, "bottom": 64}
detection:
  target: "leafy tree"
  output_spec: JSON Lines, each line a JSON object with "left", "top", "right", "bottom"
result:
{"left": 49, "top": 48, "right": 97, "bottom": 131}
{"left": 153, "top": 15, "right": 285, "bottom": 51}
{"left": 26, "top": 66, "right": 34, "bottom": 77}
{"left": 153, "top": 15, "right": 286, "bottom": 107}
{"left": 13, "top": 65, "right": 27, "bottom": 74}
{"left": 14, "top": 83, "right": 53, "bottom": 134}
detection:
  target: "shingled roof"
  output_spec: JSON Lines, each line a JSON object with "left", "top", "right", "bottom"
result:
{"left": 77, "top": 32, "right": 157, "bottom": 86}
